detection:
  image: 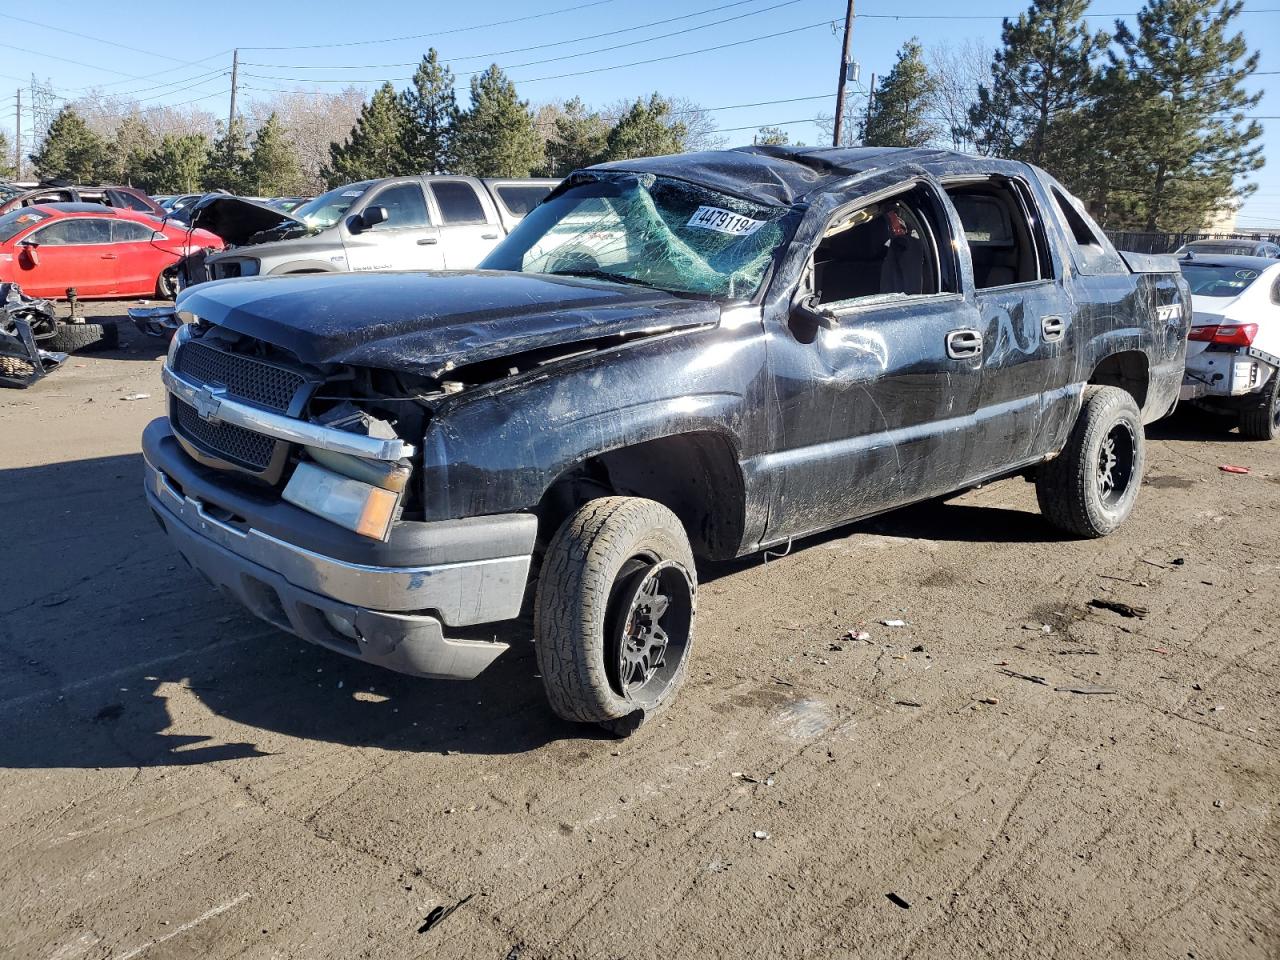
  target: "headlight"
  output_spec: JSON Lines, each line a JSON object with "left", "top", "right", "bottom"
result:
{"left": 282, "top": 460, "right": 403, "bottom": 541}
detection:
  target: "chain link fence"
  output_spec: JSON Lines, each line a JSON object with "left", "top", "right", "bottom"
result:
{"left": 1105, "top": 230, "right": 1280, "bottom": 254}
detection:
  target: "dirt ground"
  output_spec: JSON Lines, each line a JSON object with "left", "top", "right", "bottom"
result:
{"left": 2, "top": 301, "right": 1278, "bottom": 960}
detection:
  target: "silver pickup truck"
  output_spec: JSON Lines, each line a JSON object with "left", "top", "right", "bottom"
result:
{"left": 131, "top": 176, "right": 558, "bottom": 335}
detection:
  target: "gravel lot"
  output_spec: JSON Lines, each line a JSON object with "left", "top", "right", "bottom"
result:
{"left": 2, "top": 302, "right": 1278, "bottom": 960}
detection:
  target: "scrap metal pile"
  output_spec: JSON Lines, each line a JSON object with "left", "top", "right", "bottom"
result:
{"left": 0, "top": 283, "right": 64, "bottom": 388}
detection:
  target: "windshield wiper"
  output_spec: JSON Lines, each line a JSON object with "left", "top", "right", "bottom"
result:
{"left": 546, "top": 268, "right": 653, "bottom": 288}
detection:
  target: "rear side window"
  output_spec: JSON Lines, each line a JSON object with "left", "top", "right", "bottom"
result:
{"left": 365, "top": 183, "right": 430, "bottom": 228}
{"left": 33, "top": 218, "right": 113, "bottom": 245}
{"left": 945, "top": 178, "right": 1053, "bottom": 288}
{"left": 494, "top": 184, "right": 551, "bottom": 218}
{"left": 112, "top": 220, "right": 155, "bottom": 241}
{"left": 430, "top": 182, "right": 488, "bottom": 224}
{"left": 1049, "top": 185, "right": 1124, "bottom": 274}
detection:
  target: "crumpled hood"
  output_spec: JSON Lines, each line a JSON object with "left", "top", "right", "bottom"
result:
{"left": 176, "top": 270, "right": 721, "bottom": 375}
{"left": 186, "top": 195, "right": 303, "bottom": 247}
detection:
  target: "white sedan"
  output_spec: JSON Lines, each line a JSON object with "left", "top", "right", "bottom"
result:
{"left": 1178, "top": 254, "right": 1280, "bottom": 440}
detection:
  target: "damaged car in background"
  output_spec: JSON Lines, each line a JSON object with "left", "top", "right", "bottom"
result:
{"left": 1178, "top": 253, "right": 1280, "bottom": 439}
{"left": 130, "top": 176, "right": 557, "bottom": 336}
{"left": 141, "top": 145, "right": 1191, "bottom": 735}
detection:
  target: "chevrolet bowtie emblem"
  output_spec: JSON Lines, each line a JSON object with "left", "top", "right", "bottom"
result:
{"left": 193, "top": 383, "right": 227, "bottom": 422}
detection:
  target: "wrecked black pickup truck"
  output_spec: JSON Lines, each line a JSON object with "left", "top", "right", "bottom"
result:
{"left": 141, "top": 146, "right": 1191, "bottom": 734}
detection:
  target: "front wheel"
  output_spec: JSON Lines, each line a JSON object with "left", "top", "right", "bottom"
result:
{"left": 1036, "top": 386, "right": 1145, "bottom": 538}
{"left": 534, "top": 497, "right": 696, "bottom": 736}
{"left": 1238, "top": 372, "right": 1280, "bottom": 440}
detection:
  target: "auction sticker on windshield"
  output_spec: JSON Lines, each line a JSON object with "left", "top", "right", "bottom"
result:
{"left": 686, "top": 205, "right": 765, "bottom": 236}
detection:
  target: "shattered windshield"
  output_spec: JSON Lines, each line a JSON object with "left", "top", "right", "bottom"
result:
{"left": 1180, "top": 262, "right": 1263, "bottom": 298}
{"left": 480, "top": 174, "right": 800, "bottom": 299}
{"left": 291, "top": 181, "right": 374, "bottom": 232}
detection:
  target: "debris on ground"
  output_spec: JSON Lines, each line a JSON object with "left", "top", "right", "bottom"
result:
{"left": 1054, "top": 684, "right": 1118, "bottom": 696}
{"left": 894, "top": 699, "right": 923, "bottom": 707}
{"left": 417, "top": 894, "right": 473, "bottom": 934}
{"left": 886, "top": 893, "right": 911, "bottom": 909}
{"left": 881, "top": 619, "right": 907, "bottom": 628}
{"left": 1088, "top": 598, "right": 1149, "bottom": 619}
{"left": 0, "top": 283, "right": 66, "bottom": 389}
{"left": 979, "top": 697, "right": 999, "bottom": 705}
{"left": 1219, "top": 464, "right": 1250, "bottom": 474}
{"left": 121, "top": 393, "right": 151, "bottom": 401}
{"left": 752, "top": 830, "right": 771, "bottom": 840}
{"left": 999, "top": 668, "right": 1049, "bottom": 686}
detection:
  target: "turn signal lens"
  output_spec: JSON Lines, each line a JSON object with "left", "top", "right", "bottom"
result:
{"left": 355, "top": 487, "right": 399, "bottom": 540}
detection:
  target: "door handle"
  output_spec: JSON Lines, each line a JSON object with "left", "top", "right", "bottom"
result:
{"left": 101, "top": 253, "right": 118, "bottom": 259}
{"left": 481, "top": 232, "right": 499, "bottom": 240}
{"left": 1041, "top": 315, "right": 1065, "bottom": 342}
{"left": 417, "top": 237, "right": 438, "bottom": 245}
{"left": 945, "top": 328, "right": 983, "bottom": 360}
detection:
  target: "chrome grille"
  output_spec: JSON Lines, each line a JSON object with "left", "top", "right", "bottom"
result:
{"left": 172, "top": 397, "right": 275, "bottom": 471}
{"left": 175, "top": 340, "right": 304, "bottom": 412}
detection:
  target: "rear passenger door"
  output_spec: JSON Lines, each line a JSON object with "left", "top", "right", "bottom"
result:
{"left": 941, "top": 175, "right": 1073, "bottom": 479}
{"left": 428, "top": 180, "right": 502, "bottom": 269}
{"left": 343, "top": 180, "right": 444, "bottom": 272}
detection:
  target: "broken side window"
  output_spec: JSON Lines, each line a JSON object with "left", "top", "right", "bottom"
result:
{"left": 944, "top": 177, "right": 1053, "bottom": 289}
{"left": 481, "top": 174, "right": 801, "bottom": 300}
{"left": 810, "top": 183, "right": 953, "bottom": 307}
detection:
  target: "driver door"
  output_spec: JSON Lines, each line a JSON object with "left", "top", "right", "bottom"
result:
{"left": 343, "top": 180, "right": 444, "bottom": 272}
{"left": 763, "top": 176, "right": 986, "bottom": 541}
{"left": 18, "top": 217, "right": 118, "bottom": 298}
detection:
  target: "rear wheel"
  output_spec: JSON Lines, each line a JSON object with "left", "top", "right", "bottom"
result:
{"left": 157, "top": 266, "right": 178, "bottom": 300}
{"left": 1238, "top": 373, "right": 1280, "bottom": 440}
{"left": 534, "top": 497, "right": 696, "bottom": 736}
{"left": 1036, "top": 386, "right": 1145, "bottom": 538}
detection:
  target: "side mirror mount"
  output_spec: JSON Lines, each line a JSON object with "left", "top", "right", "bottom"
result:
{"left": 791, "top": 293, "right": 838, "bottom": 331}
{"left": 359, "top": 206, "right": 389, "bottom": 231}
{"left": 17, "top": 240, "right": 39, "bottom": 267}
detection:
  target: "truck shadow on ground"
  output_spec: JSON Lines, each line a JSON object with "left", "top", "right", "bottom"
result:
{"left": 0, "top": 453, "right": 600, "bottom": 771}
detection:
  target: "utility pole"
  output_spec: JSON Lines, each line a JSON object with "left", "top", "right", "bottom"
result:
{"left": 864, "top": 72, "right": 876, "bottom": 145}
{"left": 228, "top": 48, "right": 239, "bottom": 129}
{"left": 14, "top": 88, "right": 21, "bottom": 179}
{"left": 831, "top": 0, "right": 855, "bottom": 147}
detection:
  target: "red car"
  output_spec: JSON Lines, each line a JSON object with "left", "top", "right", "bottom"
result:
{"left": 0, "top": 203, "right": 223, "bottom": 299}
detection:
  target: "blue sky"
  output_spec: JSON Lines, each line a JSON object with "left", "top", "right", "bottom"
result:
{"left": 1, "top": 0, "right": 1275, "bottom": 226}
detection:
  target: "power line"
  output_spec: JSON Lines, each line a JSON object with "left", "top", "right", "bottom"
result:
{"left": 0, "top": 13, "right": 227, "bottom": 69}
{"left": 240, "top": 0, "right": 625, "bottom": 51}
{"left": 243, "top": 0, "right": 810, "bottom": 70}
{"left": 246, "top": 16, "right": 840, "bottom": 87}
{"left": 247, "top": 0, "right": 815, "bottom": 83}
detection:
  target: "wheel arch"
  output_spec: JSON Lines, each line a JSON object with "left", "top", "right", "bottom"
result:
{"left": 536, "top": 430, "right": 747, "bottom": 562}
{"left": 1087, "top": 349, "right": 1150, "bottom": 411}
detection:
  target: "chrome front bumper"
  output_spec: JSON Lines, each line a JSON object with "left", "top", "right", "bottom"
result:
{"left": 142, "top": 427, "right": 536, "bottom": 680}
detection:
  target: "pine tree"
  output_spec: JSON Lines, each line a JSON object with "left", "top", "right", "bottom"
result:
{"left": 109, "top": 115, "right": 158, "bottom": 185}
{"left": 863, "top": 40, "right": 939, "bottom": 147}
{"left": 1096, "top": 0, "right": 1263, "bottom": 231}
{"left": 543, "top": 97, "right": 609, "bottom": 175}
{"left": 324, "top": 82, "right": 412, "bottom": 185}
{"left": 0, "top": 131, "right": 14, "bottom": 180}
{"left": 247, "top": 113, "right": 302, "bottom": 195}
{"left": 29, "top": 107, "right": 108, "bottom": 182}
{"left": 137, "top": 134, "right": 209, "bottom": 194}
{"left": 205, "top": 116, "right": 253, "bottom": 193}
{"left": 755, "top": 126, "right": 791, "bottom": 146}
{"left": 598, "top": 94, "right": 686, "bottom": 162}
{"left": 451, "top": 65, "right": 543, "bottom": 177}
{"left": 401, "top": 50, "right": 458, "bottom": 174}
